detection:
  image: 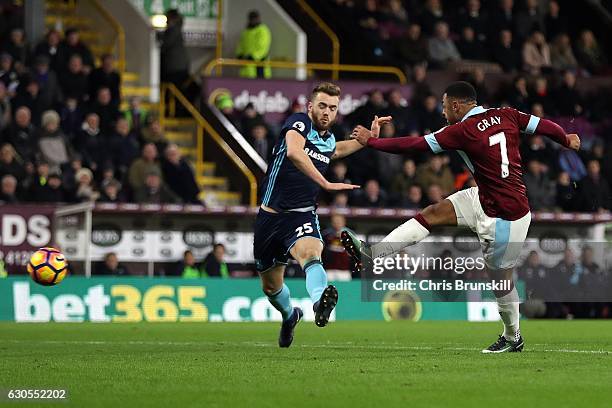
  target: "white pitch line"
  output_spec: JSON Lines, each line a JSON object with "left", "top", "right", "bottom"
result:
{"left": 2, "top": 339, "right": 610, "bottom": 354}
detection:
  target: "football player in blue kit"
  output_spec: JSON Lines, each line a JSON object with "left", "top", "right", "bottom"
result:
{"left": 254, "top": 82, "right": 389, "bottom": 347}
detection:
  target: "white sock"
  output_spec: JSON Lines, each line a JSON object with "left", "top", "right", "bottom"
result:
{"left": 371, "top": 218, "right": 430, "bottom": 258}
{"left": 496, "top": 287, "right": 521, "bottom": 342}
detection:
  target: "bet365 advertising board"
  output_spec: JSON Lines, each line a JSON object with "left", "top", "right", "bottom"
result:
{"left": 0, "top": 277, "right": 503, "bottom": 323}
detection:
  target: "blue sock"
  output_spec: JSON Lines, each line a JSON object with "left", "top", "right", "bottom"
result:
{"left": 267, "top": 284, "right": 293, "bottom": 320}
{"left": 304, "top": 259, "right": 327, "bottom": 304}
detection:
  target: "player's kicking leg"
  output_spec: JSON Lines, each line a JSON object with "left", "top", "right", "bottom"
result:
{"left": 341, "top": 199, "right": 457, "bottom": 273}
{"left": 260, "top": 264, "right": 303, "bottom": 348}
{"left": 290, "top": 237, "right": 338, "bottom": 327}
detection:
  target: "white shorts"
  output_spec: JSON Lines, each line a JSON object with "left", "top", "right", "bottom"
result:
{"left": 446, "top": 187, "right": 531, "bottom": 270}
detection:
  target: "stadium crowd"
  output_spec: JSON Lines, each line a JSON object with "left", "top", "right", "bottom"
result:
{"left": 0, "top": 4, "right": 200, "bottom": 206}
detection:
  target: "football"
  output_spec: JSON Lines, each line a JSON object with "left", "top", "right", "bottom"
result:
{"left": 27, "top": 247, "right": 68, "bottom": 286}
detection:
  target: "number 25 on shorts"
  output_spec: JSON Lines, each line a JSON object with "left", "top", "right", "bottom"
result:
{"left": 295, "top": 222, "right": 313, "bottom": 237}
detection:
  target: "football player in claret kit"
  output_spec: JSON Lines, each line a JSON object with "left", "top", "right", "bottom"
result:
{"left": 344, "top": 81, "right": 581, "bottom": 353}
{"left": 254, "top": 82, "right": 389, "bottom": 347}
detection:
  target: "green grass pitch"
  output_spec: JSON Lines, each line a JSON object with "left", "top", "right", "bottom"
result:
{"left": 1, "top": 320, "right": 611, "bottom": 407}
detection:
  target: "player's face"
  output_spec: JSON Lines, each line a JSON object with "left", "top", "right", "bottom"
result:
{"left": 442, "top": 93, "right": 459, "bottom": 125}
{"left": 308, "top": 92, "right": 339, "bottom": 131}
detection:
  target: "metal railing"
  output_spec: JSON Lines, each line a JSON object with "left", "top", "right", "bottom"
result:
{"left": 295, "top": 0, "right": 340, "bottom": 80}
{"left": 91, "top": 0, "right": 126, "bottom": 73}
{"left": 203, "top": 58, "right": 407, "bottom": 84}
{"left": 159, "top": 83, "right": 258, "bottom": 206}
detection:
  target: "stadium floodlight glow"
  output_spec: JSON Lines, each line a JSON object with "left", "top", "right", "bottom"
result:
{"left": 151, "top": 14, "right": 167, "bottom": 29}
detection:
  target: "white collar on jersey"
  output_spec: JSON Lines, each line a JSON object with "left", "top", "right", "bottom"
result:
{"left": 461, "top": 105, "right": 487, "bottom": 122}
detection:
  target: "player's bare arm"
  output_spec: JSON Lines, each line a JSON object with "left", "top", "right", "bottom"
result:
{"left": 286, "top": 130, "right": 359, "bottom": 191}
{"left": 335, "top": 115, "right": 392, "bottom": 157}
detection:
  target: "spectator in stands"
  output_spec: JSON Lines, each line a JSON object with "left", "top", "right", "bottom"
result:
{"left": 161, "top": 143, "right": 200, "bottom": 204}
{"left": 34, "top": 29, "right": 61, "bottom": 73}
{"left": 12, "top": 76, "right": 48, "bottom": 126}
{"left": 74, "top": 167, "right": 98, "bottom": 202}
{"left": 110, "top": 117, "right": 139, "bottom": 179}
{"left": 419, "top": 0, "right": 447, "bottom": 35}
{"left": 353, "top": 179, "right": 387, "bottom": 207}
{"left": 133, "top": 170, "right": 179, "bottom": 204}
{"left": 0, "top": 143, "right": 25, "bottom": 181}
{"left": 529, "top": 77, "right": 554, "bottom": 116}
{"left": 467, "top": 68, "right": 490, "bottom": 106}
{"left": 75, "top": 113, "right": 108, "bottom": 172}
{"left": 178, "top": 250, "right": 200, "bottom": 278}
{"left": 383, "top": 89, "right": 418, "bottom": 135}
{"left": 574, "top": 30, "right": 607, "bottom": 75}
{"left": 378, "top": 0, "right": 409, "bottom": 40}
{"left": 58, "top": 28, "right": 94, "bottom": 74}
{"left": 521, "top": 134, "right": 556, "bottom": 172}
{"left": 33, "top": 55, "right": 60, "bottom": 110}
{"left": 550, "top": 34, "right": 578, "bottom": 72}
{"left": 0, "top": 53, "right": 17, "bottom": 91}
{"left": 410, "top": 63, "right": 433, "bottom": 107}
{"left": 417, "top": 94, "right": 445, "bottom": 134}
{"left": 391, "top": 158, "right": 417, "bottom": 198}
{"left": 89, "top": 87, "right": 119, "bottom": 134}
{"left": 240, "top": 102, "right": 265, "bottom": 135}
{"left": 31, "top": 169, "right": 68, "bottom": 203}
{"left": 347, "top": 89, "right": 386, "bottom": 128}
{"left": 89, "top": 54, "right": 121, "bottom": 107}
{"left": 425, "top": 183, "right": 444, "bottom": 204}
{"left": 59, "top": 97, "right": 83, "bottom": 141}
{"left": 158, "top": 8, "right": 190, "bottom": 86}
{"left": 322, "top": 213, "right": 352, "bottom": 280}
{"left": 558, "top": 147, "right": 586, "bottom": 182}
{"left": 0, "top": 174, "right": 17, "bottom": 203}
{"left": 250, "top": 123, "right": 273, "bottom": 163}
{"left": 0, "top": 82, "right": 10, "bottom": 131}
{"left": 97, "top": 252, "right": 129, "bottom": 276}
{"left": 2, "top": 28, "right": 29, "bottom": 71}
{"left": 332, "top": 192, "right": 349, "bottom": 208}
{"left": 374, "top": 122, "right": 403, "bottom": 188}
{"left": 576, "top": 159, "right": 610, "bottom": 213}
{"left": 523, "top": 30, "right": 551, "bottom": 75}
{"left": 128, "top": 142, "right": 160, "bottom": 190}
{"left": 123, "top": 96, "right": 148, "bottom": 137}
{"left": 554, "top": 71, "right": 584, "bottom": 117}
{"left": 492, "top": 29, "right": 521, "bottom": 73}
{"left": 37, "top": 110, "right": 70, "bottom": 174}
{"left": 416, "top": 155, "right": 454, "bottom": 196}
{"left": 545, "top": 1, "right": 567, "bottom": 41}
{"left": 457, "top": 26, "right": 486, "bottom": 61}
{"left": 523, "top": 159, "right": 555, "bottom": 211}
{"left": 98, "top": 179, "right": 124, "bottom": 203}
{"left": 141, "top": 118, "right": 168, "bottom": 153}
{"left": 236, "top": 10, "right": 271, "bottom": 79}
{"left": 516, "top": 0, "right": 545, "bottom": 41}
{"left": 201, "top": 244, "right": 230, "bottom": 278}
{"left": 505, "top": 75, "right": 530, "bottom": 112}
{"left": 457, "top": 0, "right": 487, "bottom": 42}
{"left": 2, "top": 106, "right": 36, "bottom": 163}
{"left": 555, "top": 171, "right": 576, "bottom": 211}
{"left": 395, "top": 23, "right": 428, "bottom": 70}
{"left": 59, "top": 54, "right": 89, "bottom": 103}
{"left": 401, "top": 184, "right": 424, "bottom": 209}
{"left": 489, "top": 0, "right": 517, "bottom": 40}
{"left": 427, "top": 21, "right": 461, "bottom": 68}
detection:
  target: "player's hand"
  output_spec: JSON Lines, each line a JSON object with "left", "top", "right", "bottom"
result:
{"left": 351, "top": 125, "right": 373, "bottom": 146}
{"left": 323, "top": 181, "right": 360, "bottom": 191}
{"left": 567, "top": 134, "right": 580, "bottom": 151}
{"left": 370, "top": 115, "right": 393, "bottom": 138}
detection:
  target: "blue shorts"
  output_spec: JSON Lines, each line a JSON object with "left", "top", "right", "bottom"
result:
{"left": 253, "top": 209, "right": 322, "bottom": 273}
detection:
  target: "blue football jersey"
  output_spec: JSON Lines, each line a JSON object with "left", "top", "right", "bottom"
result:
{"left": 260, "top": 113, "right": 336, "bottom": 211}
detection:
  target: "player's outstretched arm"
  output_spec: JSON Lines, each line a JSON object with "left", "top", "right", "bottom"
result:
{"left": 351, "top": 125, "right": 430, "bottom": 153}
{"left": 286, "top": 130, "right": 360, "bottom": 191}
{"left": 333, "top": 116, "right": 393, "bottom": 159}
{"left": 520, "top": 113, "right": 580, "bottom": 151}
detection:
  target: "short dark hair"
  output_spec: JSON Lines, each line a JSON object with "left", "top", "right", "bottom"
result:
{"left": 444, "top": 81, "right": 477, "bottom": 103}
{"left": 311, "top": 82, "right": 341, "bottom": 99}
